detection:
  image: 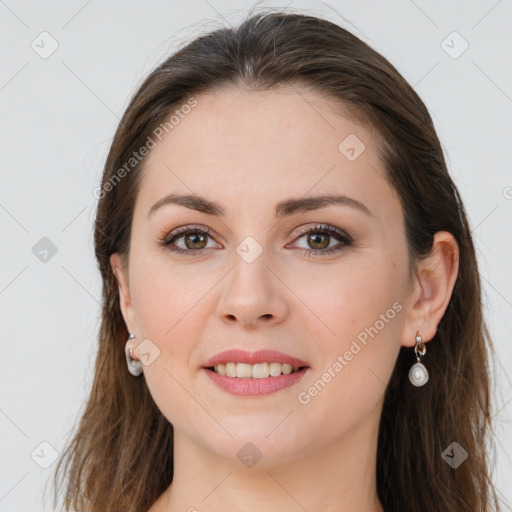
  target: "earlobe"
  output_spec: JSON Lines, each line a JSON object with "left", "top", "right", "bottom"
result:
{"left": 401, "top": 231, "right": 459, "bottom": 347}
{"left": 110, "top": 253, "right": 136, "bottom": 334}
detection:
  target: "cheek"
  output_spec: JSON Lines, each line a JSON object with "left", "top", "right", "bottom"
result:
{"left": 296, "top": 256, "right": 405, "bottom": 411}
{"left": 130, "top": 256, "right": 207, "bottom": 339}
{"left": 129, "top": 258, "right": 214, "bottom": 411}
{"left": 302, "top": 254, "right": 404, "bottom": 346}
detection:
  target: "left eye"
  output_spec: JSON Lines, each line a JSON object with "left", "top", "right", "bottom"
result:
{"left": 289, "top": 224, "right": 353, "bottom": 256}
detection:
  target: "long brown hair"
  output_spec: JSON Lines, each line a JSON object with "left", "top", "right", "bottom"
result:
{"left": 53, "top": 8, "right": 506, "bottom": 512}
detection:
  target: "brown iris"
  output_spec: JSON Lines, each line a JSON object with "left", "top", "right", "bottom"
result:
{"left": 307, "top": 232, "right": 330, "bottom": 250}
{"left": 184, "top": 232, "right": 208, "bottom": 250}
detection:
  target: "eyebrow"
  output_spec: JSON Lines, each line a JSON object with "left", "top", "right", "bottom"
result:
{"left": 148, "top": 193, "right": 372, "bottom": 218}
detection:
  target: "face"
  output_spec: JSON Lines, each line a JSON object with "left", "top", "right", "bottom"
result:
{"left": 112, "top": 85, "right": 417, "bottom": 467}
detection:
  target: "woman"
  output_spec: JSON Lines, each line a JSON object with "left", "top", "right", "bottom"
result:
{"left": 54, "top": 8, "right": 505, "bottom": 512}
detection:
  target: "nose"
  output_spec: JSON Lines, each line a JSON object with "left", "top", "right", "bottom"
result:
{"left": 216, "top": 250, "right": 289, "bottom": 329}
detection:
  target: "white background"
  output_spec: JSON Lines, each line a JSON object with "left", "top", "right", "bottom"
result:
{"left": 0, "top": 0, "right": 511, "bottom": 510}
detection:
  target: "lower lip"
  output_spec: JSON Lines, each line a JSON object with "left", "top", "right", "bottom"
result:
{"left": 203, "top": 367, "right": 310, "bottom": 396}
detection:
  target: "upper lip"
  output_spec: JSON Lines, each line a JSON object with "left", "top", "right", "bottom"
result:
{"left": 202, "top": 349, "right": 310, "bottom": 368}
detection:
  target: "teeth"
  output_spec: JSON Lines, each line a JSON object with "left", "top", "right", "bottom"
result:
{"left": 269, "top": 362, "right": 282, "bottom": 376}
{"left": 236, "top": 363, "right": 252, "bottom": 378}
{"left": 281, "top": 363, "right": 292, "bottom": 375}
{"left": 226, "top": 362, "right": 237, "bottom": 377}
{"left": 212, "top": 362, "right": 302, "bottom": 378}
{"left": 252, "top": 363, "right": 269, "bottom": 378}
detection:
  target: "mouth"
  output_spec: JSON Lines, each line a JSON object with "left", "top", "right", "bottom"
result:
{"left": 205, "top": 362, "right": 308, "bottom": 378}
{"left": 202, "top": 364, "right": 310, "bottom": 397}
{"left": 201, "top": 349, "right": 311, "bottom": 396}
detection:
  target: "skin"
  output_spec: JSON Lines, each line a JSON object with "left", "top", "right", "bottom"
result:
{"left": 110, "top": 84, "right": 459, "bottom": 512}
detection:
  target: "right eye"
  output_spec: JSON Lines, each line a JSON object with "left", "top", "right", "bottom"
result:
{"left": 158, "top": 225, "right": 219, "bottom": 256}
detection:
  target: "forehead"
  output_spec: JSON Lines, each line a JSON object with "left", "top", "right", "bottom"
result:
{"left": 135, "top": 85, "right": 396, "bottom": 220}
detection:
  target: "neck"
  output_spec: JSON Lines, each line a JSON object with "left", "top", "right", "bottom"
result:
{"left": 151, "top": 403, "right": 385, "bottom": 512}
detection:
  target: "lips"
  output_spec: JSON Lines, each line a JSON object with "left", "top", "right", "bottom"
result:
{"left": 202, "top": 349, "right": 310, "bottom": 369}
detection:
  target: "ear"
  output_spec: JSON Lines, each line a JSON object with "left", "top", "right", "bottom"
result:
{"left": 110, "top": 253, "right": 137, "bottom": 335}
{"left": 400, "top": 231, "right": 459, "bottom": 347}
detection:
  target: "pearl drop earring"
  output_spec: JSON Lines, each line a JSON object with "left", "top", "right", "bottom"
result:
{"left": 125, "top": 333, "right": 143, "bottom": 377}
{"left": 408, "top": 330, "right": 429, "bottom": 387}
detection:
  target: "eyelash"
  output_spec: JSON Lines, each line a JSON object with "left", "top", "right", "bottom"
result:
{"left": 158, "top": 223, "right": 353, "bottom": 258}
